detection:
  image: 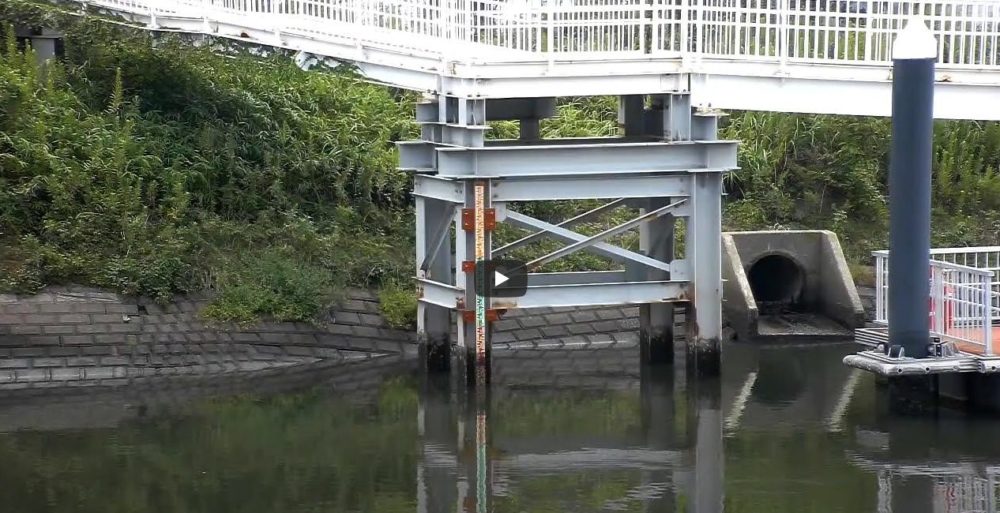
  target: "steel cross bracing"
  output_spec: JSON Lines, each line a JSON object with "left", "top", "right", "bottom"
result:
{"left": 409, "top": 95, "right": 734, "bottom": 380}
{"left": 59, "top": 0, "right": 1000, "bottom": 120}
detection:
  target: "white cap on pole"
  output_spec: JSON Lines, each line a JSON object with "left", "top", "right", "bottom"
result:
{"left": 892, "top": 18, "right": 938, "bottom": 60}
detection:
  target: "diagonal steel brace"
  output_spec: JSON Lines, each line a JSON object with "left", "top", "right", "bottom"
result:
{"left": 419, "top": 204, "right": 456, "bottom": 274}
{"left": 493, "top": 198, "right": 627, "bottom": 256}
{"left": 504, "top": 211, "right": 673, "bottom": 273}
{"left": 525, "top": 199, "right": 686, "bottom": 270}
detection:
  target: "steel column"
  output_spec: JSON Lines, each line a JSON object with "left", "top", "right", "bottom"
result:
{"left": 641, "top": 197, "right": 677, "bottom": 365}
{"left": 640, "top": 94, "right": 688, "bottom": 366}
{"left": 417, "top": 195, "right": 454, "bottom": 371}
{"left": 408, "top": 94, "right": 731, "bottom": 384}
{"left": 888, "top": 20, "right": 936, "bottom": 359}
{"left": 684, "top": 101, "right": 724, "bottom": 375}
{"left": 687, "top": 172, "right": 724, "bottom": 376}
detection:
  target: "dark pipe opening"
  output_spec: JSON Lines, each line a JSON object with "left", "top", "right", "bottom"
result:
{"left": 748, "top": 254, "right": 805, "bottom": 314}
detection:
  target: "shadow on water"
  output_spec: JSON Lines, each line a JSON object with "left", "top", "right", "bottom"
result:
{"left": 0, "top": 341, "right": 1000, "bottom": 511}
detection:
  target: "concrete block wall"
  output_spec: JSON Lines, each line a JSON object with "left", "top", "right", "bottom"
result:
{"left": 0, "top": 287, "right": 416, "bottom": 391}
{"left": 0, "top": 286, "right": 643, "bottom": 392}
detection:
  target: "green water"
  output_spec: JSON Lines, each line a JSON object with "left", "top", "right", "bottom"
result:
{"left": 0, "top": 342, "right": 997, "bottom": 512}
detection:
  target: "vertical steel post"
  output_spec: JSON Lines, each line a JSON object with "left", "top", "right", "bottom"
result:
{"left": 687, "top": 172, "right": 723, "bottom": 376}
{"left": 638, "top": 95, "right": 683, "bottom": 365}
{"left": 621, "top": 95, "right": 646, "bottom": 137}
{"left": 417, "top": 196, "right": 454, "bottom": 372}
{"left": 520, "top": 118, "right": 540, "bottom": 141}
{"left": 888, "top": 19, "right": 936, "bottom": 359}
{"left": 686, "top": 107, "right": 723, "bottom": 376}
{"left": 640, "top": 197, "right": 676, "bottom": 365}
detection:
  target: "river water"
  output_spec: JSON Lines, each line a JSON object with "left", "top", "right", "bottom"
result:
{"left": 1, "top": 341, "right": 998, "bottom": 512}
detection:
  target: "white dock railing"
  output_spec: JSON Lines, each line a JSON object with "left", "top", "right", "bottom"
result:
{"left": 874, "top": 248, "right": 998, "bottom": 355}
{"left": 79, "top": 0, "right": 1000, "bottom": 68}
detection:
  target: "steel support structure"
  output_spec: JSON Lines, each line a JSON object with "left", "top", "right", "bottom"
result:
{"left": 405, "top": 95, "right": 735, "bottom": 385}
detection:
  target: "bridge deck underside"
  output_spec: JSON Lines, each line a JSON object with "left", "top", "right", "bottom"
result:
{"left": 57, "top": 0, "right": 1000, "bottom": 119}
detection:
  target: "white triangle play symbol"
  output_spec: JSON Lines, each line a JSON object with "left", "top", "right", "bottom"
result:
{"left": 494, "top": 270, "right": 509, "bottom": 286}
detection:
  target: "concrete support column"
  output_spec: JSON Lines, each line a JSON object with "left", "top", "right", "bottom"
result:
{"left": 417, "top": 195, "right": 454, "bottom": 372}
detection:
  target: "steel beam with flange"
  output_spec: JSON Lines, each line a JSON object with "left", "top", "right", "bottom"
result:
{"left": 492, "top": 280, "right": 687, "bottom": 309}
{"left": 436, "top": 141, "right": 738, "bottom": 177}
{"left": 525, "top": 200, "right": 686, "bottom": 270}
{"left": 491, "top": 174, "right": 691, "bottom": 201}
{"left": 494, "top": 199, "right": 627, "bottom": 256}
{"left": 420, "top": 123, "right": 489, "bottom": 147}
{"left": 398, "top": 141, "right": 437, "bottom": 171}
{"left": 413, "top": 175, "right": 465, "bottom": 203}
{"left": 526, "top": 271, "right": 628, "bottom": 286}
{"left": 505, "top": 211, "right": 672, "bottom": 272}
{"left": 485, "top": 136, "right": 660, "bottom": 147}
{"left": 417, "top": 278, "right": 464, "bottom": 309}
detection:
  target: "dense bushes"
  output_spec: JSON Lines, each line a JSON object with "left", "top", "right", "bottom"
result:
{"left": 0, "top": 5, "right": 415, "bottom": 321}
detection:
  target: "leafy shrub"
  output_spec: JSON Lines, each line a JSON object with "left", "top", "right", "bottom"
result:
{"left": 378, "top": 284, "right": 418, "bottom": 329}
{"left": 201, "top": 250, "right": 337, "bottom": 325}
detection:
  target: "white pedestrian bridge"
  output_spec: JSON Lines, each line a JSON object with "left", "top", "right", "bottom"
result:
{"left": 63, "top": 0, "right": 1000, "bottom": 119}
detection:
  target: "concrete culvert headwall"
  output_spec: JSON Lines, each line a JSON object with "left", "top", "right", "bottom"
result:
{"left": 722, "top": 230, "right": 865, "bottom": 342}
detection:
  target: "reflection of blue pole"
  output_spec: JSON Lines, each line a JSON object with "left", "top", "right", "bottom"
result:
{"left": 888, "top": 19, "right": 936, "bottom": 359}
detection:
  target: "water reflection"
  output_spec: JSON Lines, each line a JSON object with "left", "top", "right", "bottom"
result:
{"left": 2, "top": 341, "right": 1000, "bottom": 511}
{"left": 848, "top": 413, "right": 1000, "bottom": 513}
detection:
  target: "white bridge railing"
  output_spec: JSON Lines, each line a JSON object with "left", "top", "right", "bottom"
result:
{"left": 874, "top": 248, "right": 999, "bottom": 355}
{"left": 80, "top": 0, "right": 1000, "bottom": 68}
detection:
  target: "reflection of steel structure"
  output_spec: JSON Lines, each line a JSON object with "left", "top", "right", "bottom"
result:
{"left": 848, "top": 451, "right": 1000, "bottom": 513}
{"left": 418, "top": 345, "right": 725, "bottom": 513}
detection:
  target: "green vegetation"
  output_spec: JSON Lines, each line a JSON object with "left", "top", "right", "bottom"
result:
{"left": 4, "top": 0, "right": 1000, "bottom": 324}
{"left": 377, "top": 283, "right": 418, "bottom": 329}
{"left": 0, "top": 1, "right": 415, "bottom": 322}
{"left": 722, "top": 112, "right": 1000, "bottom": 262}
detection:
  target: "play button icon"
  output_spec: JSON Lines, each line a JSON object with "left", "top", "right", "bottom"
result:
{"left": 478, "top": 259, "right": 528, "bottom": 298}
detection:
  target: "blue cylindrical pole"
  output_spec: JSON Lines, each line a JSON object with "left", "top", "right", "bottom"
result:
{"left": 888, "top": 20, "right": 936, "bottom": 359}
